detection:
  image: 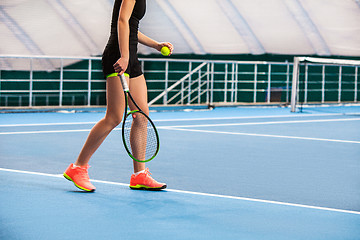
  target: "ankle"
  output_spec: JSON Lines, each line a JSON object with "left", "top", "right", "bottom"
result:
{"left": 134, "top": 169, "right": 146, "bottom": 176}
{"left": 73, "top": 163, "right": 88, "bottom": 169}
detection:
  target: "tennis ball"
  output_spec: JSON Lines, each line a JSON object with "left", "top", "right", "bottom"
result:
{"left": 161, "top": 46, "right": 170, "bottom": 56}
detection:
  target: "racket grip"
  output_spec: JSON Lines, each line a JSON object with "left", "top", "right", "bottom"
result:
{"left": 119, "top": 73, "right": 129, "bottom": 92}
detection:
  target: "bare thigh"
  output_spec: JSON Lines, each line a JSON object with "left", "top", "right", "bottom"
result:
{"left": 128, "top": 74, "right": 149, "bottom": 115}
{"left": 105, "top": 75, "right": 126, "bottom": 124}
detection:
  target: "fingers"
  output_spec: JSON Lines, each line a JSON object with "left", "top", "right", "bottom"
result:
{"left": 113, "top": 58, "right": 128, "bottom": 75}
{"left": 160, "top": 42, "right": 174, "bottom": 55}
{"left": 113, "top": 63, "right": 122, "bottom": 74}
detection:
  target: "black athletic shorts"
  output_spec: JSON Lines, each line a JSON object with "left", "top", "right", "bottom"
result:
{"left": 102, "top": 43, "right": 143, "bottom": 79}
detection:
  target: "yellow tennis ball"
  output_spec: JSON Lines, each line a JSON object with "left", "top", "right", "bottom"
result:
{"left": 161, "top": 46, "right": 170, "bottom": 56}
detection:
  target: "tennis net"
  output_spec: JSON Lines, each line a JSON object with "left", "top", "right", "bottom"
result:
{"left": 291, "top": 57, "right": 360, "bottom": 112}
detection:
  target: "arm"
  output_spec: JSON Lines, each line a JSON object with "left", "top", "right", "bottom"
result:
{"left": 138, "top": 31, "right": 174, "bottom": 55}
{"left": 113, "top": 0, "right": 136, "bottom": 75}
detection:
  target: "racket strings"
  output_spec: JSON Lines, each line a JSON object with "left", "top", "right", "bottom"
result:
{"left": 123, "top": 111, "right": 158, "bottom": 161}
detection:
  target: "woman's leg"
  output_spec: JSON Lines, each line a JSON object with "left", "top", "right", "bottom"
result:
{"left": 127, "top": 74, "right": 149, "bottom": 173}
{"left": 125, "top": 74, "right": 166, "bottom": 190}
{"left": 75, "top": 75, "right": 126, "bottom": 166}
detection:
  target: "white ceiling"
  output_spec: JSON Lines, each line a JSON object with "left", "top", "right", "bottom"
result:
{"left": 1, "top": 0, "right": 360, "bottom": 70}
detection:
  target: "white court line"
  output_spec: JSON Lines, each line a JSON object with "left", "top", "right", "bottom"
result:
{"left": 161, "top": 127, "right": 360, "bottom": 144}
{"left": 153, "top": 113, "right": 357, "bottom": 122}
{"left": 0, "top": 112, "right": 358, "bottom": 127}
{"left": 0, "top": 122, "right": 97, "bottom": 127}
{"left": 0, "top": 129, "right": 95, "bottom": 135}
{"left": 1, "top": 118, "right": 359, "bottom": 141}
{"left": 0, "top": 128, "right": 121, "bottom": 135}
{"left": 163, "top": 118, "right": 360, "bottom": 128}
{"left": 0, "top": 167, "right": 359, "bottom": 216}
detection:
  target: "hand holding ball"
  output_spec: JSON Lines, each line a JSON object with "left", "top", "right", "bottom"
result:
{"left": 161, "top": 46, "right": 171, "bottom": 56}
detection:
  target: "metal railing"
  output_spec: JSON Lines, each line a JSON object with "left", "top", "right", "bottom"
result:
{"left": 0, "top": 55, "right": 104, "bottom": 107}
{"left": 0, "top": 55, "right": 293, "bottom": 108}
{"left": 145, "top": 59, "right": 292, "bottom": 106}
{"left": 2, "top": 55, "right": 357, "bottom": 109}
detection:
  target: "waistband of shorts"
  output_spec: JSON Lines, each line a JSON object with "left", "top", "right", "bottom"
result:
{"left": 106, "top": 73, "right": 130, "bottom": 78}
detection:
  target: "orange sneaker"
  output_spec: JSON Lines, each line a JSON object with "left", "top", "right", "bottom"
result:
{"left": 130, "top": 168, "right": 166, "bottom": 190}
{"left": 63, "top": 163, "right": 96, "bottom": 192}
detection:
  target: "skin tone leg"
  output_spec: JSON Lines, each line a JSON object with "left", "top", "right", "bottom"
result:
{"left": 75, "top": 74, "right": 149, "bottom": 174}
{"left": 129, "top": 111, "right": 148, "bottom": 162}
{"left": 75, "top": 75, "right": 125, "bottom": 167}
{"left": 127, "top": 74, "right": 149, "bottom": 173}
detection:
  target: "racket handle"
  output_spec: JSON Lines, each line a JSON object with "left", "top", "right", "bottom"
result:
{"left": 119, "top": 73, "right": 129, "bottom": 92}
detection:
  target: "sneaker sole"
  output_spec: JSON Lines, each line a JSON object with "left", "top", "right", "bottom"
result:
{"left": 63, "top": 173, "right": 95, "bottom": 192}
{"left": 129, "top": 184, "right": 167, "bottom": 191}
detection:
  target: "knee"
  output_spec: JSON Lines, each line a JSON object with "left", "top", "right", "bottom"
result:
{"left": 132, "top": 112, "right": 148, "bottom": 125}
{"left": 104, "top": 115, "right": 122, "bottom": 128}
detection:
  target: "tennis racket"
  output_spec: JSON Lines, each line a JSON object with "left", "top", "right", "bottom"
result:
{"left": 119, "top": 73, "right": 160, "bottom": 162}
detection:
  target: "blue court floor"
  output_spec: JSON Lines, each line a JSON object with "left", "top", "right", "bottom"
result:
{"left": 1, "top": 105, "right": 359, "bottom": 239}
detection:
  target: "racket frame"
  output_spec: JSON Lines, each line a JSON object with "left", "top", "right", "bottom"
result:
{"left": 119, "top": 74, "right": 160, "bottom": 162}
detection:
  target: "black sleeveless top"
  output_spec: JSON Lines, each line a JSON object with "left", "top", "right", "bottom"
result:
{"left": 107, "top": 0, "right": 146, "bottom": 47}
